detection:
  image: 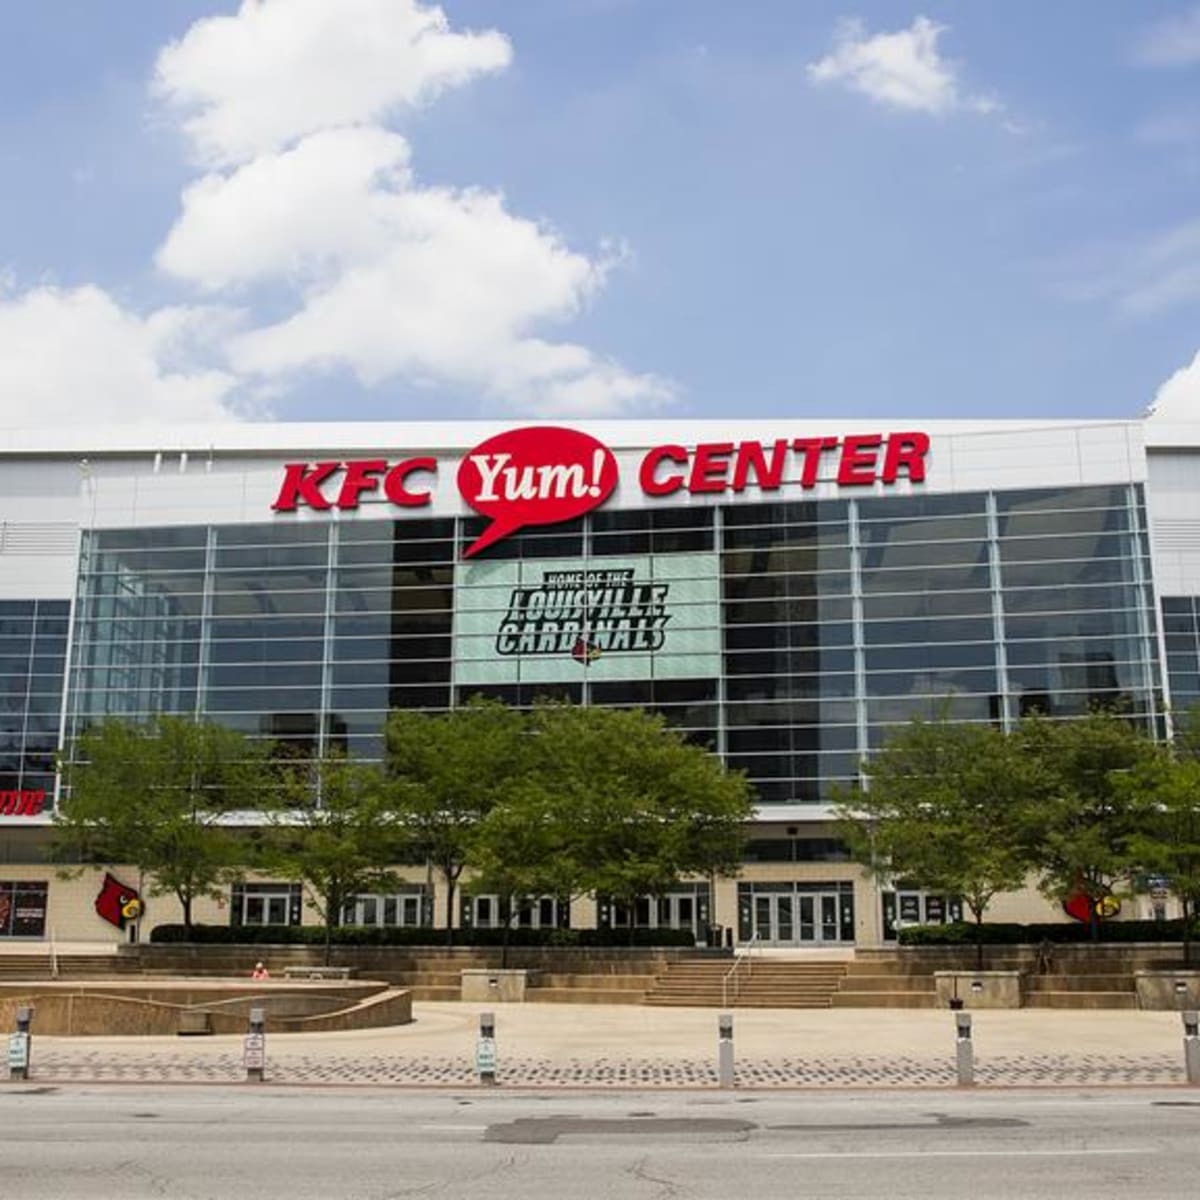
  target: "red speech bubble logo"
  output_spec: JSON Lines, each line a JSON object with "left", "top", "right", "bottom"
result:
{"left": 458, "top": 426, "right": 619, "bottom": 557}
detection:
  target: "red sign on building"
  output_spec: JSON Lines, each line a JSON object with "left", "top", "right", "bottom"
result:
{"left": 271, "top": 426, "right": 931, "bottom": 555}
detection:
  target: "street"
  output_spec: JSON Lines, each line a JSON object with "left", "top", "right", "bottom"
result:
{"left": 1, "top": 1085, "right": 1197, "bottom": 1199}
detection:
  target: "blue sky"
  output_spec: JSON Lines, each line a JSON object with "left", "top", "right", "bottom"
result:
{"left": 1, "top": 0, "right": 1199, "bottom": 427}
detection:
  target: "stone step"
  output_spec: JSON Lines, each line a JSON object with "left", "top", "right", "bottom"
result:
{"left": 1024, "top": 991, "right": 1137, "bottom": 1010}
{"left": 535, "top": 974, "right": 650, "bottom": 989}
{"left": 839, "top": 974, "right": 937, "bottom": 992}
{"left": 528, "top": 988, "right": 647, "bottom": 1005}
{"left": 831, "top": 992, "right": 939, "bottom": 1009}
{"left": 1025, "top": 974, "right": 1133, "bottom": 992}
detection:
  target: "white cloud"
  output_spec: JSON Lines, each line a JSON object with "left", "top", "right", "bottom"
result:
{"left": 0, "top": 285, "right": 243, "bottom": 428}
{"left": 0, "top": 0, "right": 667, "bottom": 427}
{"left": 1148, "top": 350, "right": 1200, "bottom": 419}
{"left": 158, "top": 127, "right": 414, "bottom": 290}
{"left": 1136, "top": 6, "right": 1200, "bottom": 68}
{"left": 156, "top": 51, "right": 671, "bottom": 418}
{"left": 161, "top": 126, "right": 670, "bottom": 414}
{"left": 807, "top": 16, "right": 999, "bottom": 117}
{"left": 154, "top": 0, "right": 511, "bottom": 165}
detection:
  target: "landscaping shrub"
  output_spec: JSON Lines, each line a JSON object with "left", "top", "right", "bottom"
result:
{"left": 898, "top": 918, "right": 1200, "bottom": 947}
{"left": 148, "top": 923, "right": 699, "bottom": 948}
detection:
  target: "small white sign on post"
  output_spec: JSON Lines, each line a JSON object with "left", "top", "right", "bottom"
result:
{"left": 243, "top": 1032, "right": 265, "bottom": 1072}
{"left": 8, "top": 1032, "right": 30, "bottom": 1073}
{"left": 475, "top": 1036, "right": 497, "bottom": 1076}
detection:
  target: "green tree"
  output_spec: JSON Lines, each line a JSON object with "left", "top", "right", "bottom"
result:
{"left": 384, "top": 698, "right": 530, "bottom": 944}
{"left": 262, "top": 753, "right": 409, "bottom": 964}
{"left": 525, "top": 703, "right": 752, "bottom": 941}
{"left": 467, "top": 782, "right": 581, "bottom": 964}
{"left": 838, "top": 716, "right": 1039, "bottom": 970}
{"left": 1119, "top": 707, "right": 1200, "bottom": 965}
{"left": 1020, "top": 710, "right": 1159, "bottom": 943}
{"left": 55, "top": 716, "right": 268, "bottom": 936}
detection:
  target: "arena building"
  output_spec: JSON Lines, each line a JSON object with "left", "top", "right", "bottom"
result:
{"left": 0, "top": 416, "right": 1195, "bottom": 948}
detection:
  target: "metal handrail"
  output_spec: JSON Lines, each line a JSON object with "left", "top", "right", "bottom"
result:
{"left": 721, "top": 932, "right": 760, "bottom": 1007}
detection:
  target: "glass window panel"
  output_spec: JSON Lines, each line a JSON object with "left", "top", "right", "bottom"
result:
{"left": 858, "top": 493, "right": 985, "bottom": 521}
{"left": 861, "top": 563, "right": 991, "bottom": 594}
{"left": 1005, "top": 611, "right": 1145, "bottom": 641}
{"left": 865, "top": 667, "right": 997, "bottom": 698}
{"left": 865, "top": 642, "right": 995, "bottom": 671}
{"left": 95, "top": 527, "right": 206, "bottom": 551}
{"left": 1006, "top": 636, "right": 1147, "bottom": 667}
{"left": 995, "top": 486, "right": 1129, "bottom": 515}
{"left": 858, "top": 514, "right": 988, "bottom": 545}
{"left": 999, "top": 533, "right": 1133, "bottom": 564}
{"left": 1002, "top": 558, "right": 1141, "bottom": 590}
{"left": 204, "top": 687, "right": 323, "bottom": 712}
{"left": 208, "top": 663, "right": 323, "bottom": 689}
{"left": 863, "top": 617, "right": 995, "bottom": 645}
{"left": 859, "top": 539, "right": 988, "bottom": 571}
{"left": 211, "top": 588, "right": 325, "bottom": 617}
{"left": 861, "top": 591, "right": 991, "bottom": 620}
{"left": 868, "top": 694, "right": 1001, "bottom": 725}
{"left": 722, "top": 500, "right": 849, "bottom": 528}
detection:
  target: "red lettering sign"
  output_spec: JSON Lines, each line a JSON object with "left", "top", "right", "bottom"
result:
{"left": 271, "top": 458, "right": 435, "bottom": 512}
{"left": 270, "top": 429, "right": 930, "bottom": 555}
{"left": 0, "top": 790, "right": 46, "bottom": 817}
{"left": 457, "top": 426, "right": 618, "bottom": 558}
{"left": 636, "top": 432, "right": 928, "bottom": 498}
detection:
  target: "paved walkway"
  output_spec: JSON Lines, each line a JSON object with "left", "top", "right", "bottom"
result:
{"left": 7, "top": 1002, "right": 1198, "bottom": 1089}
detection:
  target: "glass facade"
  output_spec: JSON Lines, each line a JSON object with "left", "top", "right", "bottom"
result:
{"left": 1161, "top": 596, "right": 1200, "bottom": 713}
{"left": 64, "top": 483, "right": 1162, "bottom": 810}
{"left": 0, "top": 600, "right": 69, "bottom": 800}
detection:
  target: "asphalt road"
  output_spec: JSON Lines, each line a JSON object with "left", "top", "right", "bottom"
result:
{"left": 2, "top": 1084, "right": 1198, "bottom": 1199}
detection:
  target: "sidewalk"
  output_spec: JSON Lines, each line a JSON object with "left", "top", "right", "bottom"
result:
{"left": 7, "top": 1002, "right": 1196, "bottom": 1088}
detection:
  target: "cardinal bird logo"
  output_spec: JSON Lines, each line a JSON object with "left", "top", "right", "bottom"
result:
{"left": 571, "top": 637, "right": 602, "bottom": 665}
{"left": 1062, "top": 888, "right": 1120, "bottom": 924}
{"left": 94, "top": 872, "right": 143, "bottom": 929}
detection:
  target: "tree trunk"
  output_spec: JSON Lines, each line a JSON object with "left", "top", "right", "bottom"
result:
{"left": 1088, "top": 897, "right": 1100, "bottom": 944}
{"left": 181, "top": 893, "right": 193, "bottom": 939}
{"left": 443, "top": 868, "right": 457, "bottom": 948}
{"left": 973, "top": 906, "right": 985, "bottom": 973}
{"left": 1184, "top": 898, "right": 1193, "bottom": 969}
{"left": 501, "top": 898, "right": 512, "bottom": 970}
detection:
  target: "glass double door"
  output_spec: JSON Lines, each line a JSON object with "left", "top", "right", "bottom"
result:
{"left": 752, "top": 891, "right": 842, "bottom": 945}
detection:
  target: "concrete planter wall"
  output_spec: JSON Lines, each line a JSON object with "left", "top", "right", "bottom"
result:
{"left": 933, "top": 970, "right": 1025, "bottom": 1009}
{"left": 461, "top": 968, "right": 542, "bottom": 1002}
{"left": 1134, "top": 970, "right": 1200, "bottom": 1010}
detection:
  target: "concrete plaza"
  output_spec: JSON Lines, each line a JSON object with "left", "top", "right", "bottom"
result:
{"left": 7, "top": 1001, "right": 1197, "bottom": 1088}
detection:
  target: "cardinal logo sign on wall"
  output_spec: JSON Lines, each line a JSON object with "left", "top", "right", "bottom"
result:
{"left": 95, "top": 872, "right": 143, "bottom": 930}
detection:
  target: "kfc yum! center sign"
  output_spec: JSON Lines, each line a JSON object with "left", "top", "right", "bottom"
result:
{"left": 272, "top": 427, "right": 930, "bottom": 557}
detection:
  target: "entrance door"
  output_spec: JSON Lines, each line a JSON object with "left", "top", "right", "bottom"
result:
{"left": 750, "top": 889, "right": 849, "bottom": 946}
{"left": 753, "top": 893, "right": 796, "bottom": 945}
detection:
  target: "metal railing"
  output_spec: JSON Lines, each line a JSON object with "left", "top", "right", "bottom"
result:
{"left": 721, "top": 933, "right": 759, "bottom": 1007}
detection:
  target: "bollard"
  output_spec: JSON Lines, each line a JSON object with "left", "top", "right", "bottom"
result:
{"left": 955, "top": 1011, "right": 974, "bottom": 1087}
{"left": 477, "top": 1011, "right": 497, "bottom": 1086}
{"left": 244, "top": 1006, "right": 266, "bottom": 1083}
{"left": 1184, "top": 1011, "right": 1200, "bottom": 1086}
{"left": 8, "top": 1005, "right": 33, "bottom": 1082}
{"left": 718, "top": 1013, "right": 734, "bottom": 1089}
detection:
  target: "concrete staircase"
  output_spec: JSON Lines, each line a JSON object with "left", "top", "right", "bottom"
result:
{"left": 644, "top": 958, "right": 847, "bottom": 1008}
{"left": 1024, "top": 972, "right": 1137, "bottom": 1010}
{"left": 0, "top": 952, "right": 138, "bottom": 982}
{"left": 832, "top": 949, "right": 1140, "bottom": 1010}
{"left": 833, "top": 957, "right": 938, "bottom": 1008}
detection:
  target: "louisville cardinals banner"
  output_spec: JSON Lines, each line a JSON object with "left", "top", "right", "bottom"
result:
{"left": 453, "top": 553, "right": 721, "bottom": 686}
